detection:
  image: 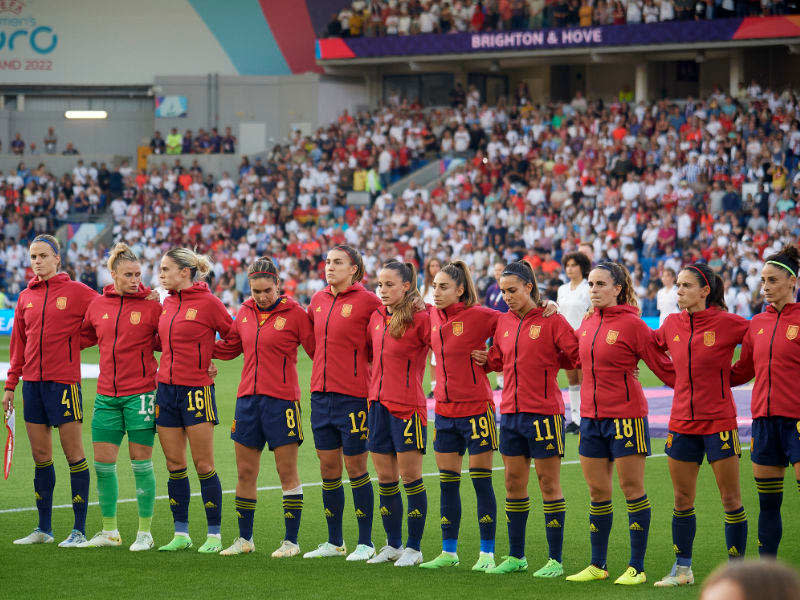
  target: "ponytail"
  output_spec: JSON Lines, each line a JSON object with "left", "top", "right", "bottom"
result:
{"left": 501, "top": 260, "right": 542, "bottom": 306}
{"left": 332, "top": 244, "right": 365, "bottom": 283}
{"left": 165, "top": 247, "right": 213, "bottom": 281}
{"left": 248, "top": 256, "right": 279, "bottom": 282}
{"left": 382, "top": 260, "right": 421, "bottom": 338}
{"left": 441, "top": 260, "right": 478, "bottom": 306}
{"left": 684, "top": 263, "right": 727, "bottom": 310}
{"left": 595, "top": 261, "right": 639, "bottom": 310}
{"left": 107, "top": 242, "right": 139, "bottom": 273}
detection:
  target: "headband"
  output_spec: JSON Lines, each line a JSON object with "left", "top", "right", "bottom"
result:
{"left": 333, "top": 245, "right": 360, "bottom": 265}
{"left": 502, "top": 266, "right": 533, "bottom": 285}
{"left": 33, "top": 237, "right": 59, "bottom": 256}
{"left": 595, "top": 262, "right": 621, "bottom": 284}
{"left": 248, "top": 271, "right": 277, "bottom": 279}
{"left": 687, "top": 265, "right": 711, "bottom": 289}
{"left": 767, "top": 260, "right": 797, "bottom": 278}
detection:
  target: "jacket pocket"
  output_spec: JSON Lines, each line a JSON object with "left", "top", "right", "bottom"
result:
{"left": 282, "top": 357, "right": 287, "bottom": 384}
{"left": 353, "top": 349, "right": 358, "bottom": 377}
{"left": 544, "top": 369, "right": 548, "bottom": 398}
{"left": 623, "top": 372, "right": 630, "bottom": 401}
{"left": 406, "top": 360, "right": 411, "bottom": 388}
{"left": 197, "top": 343, "right": 202, "bottom": 370}
{"left": 720, "top": 369, "right": 725, "bottom": 400}
{"left": 470, "top": 358, "right": 477, "bottom": 384}
{"left": 141, "top": 351, "right": 146, "bottom": 378}
{"left": 68, "top": 337, "right": 73, "bottom": 362}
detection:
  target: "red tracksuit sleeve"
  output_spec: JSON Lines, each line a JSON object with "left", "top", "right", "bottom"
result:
{"left": 554, "top": 317, "right": 580, "bottom": 369}
{"left": 730, "top": 327, "right": 755, "bottom": 387}
{"left": 485, "top": 343, "right": 503, "bottom": 373}
{"left": 213, "top": 320, "right": 243, "bottom": 360}
{"left": 637, "top": 324, "right": 675, "bottom": 388}
{"left": 5, "top": 297, "right": 27, "bottom": 391}
{"left": 653, "top": 322, "right": 668, "bottom": 350}
{"left": 213, "top": 301, "right": 234, "bottom": 338}
{"left": 80, "top": 315, "right": 98, "bottom": 350}
{"left": 298, "top": 311, "right": 316, "bottom": 359}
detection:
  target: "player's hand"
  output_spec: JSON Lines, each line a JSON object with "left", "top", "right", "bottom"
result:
{"left": 412, "top": 295, "right": 426, "bottom": 312}
{"left": 146, "top": 289, "right": 160, "bottom": 302}
{"left": 207, "top": 362, "right": 218, "bottom": 379}
{"left": 542, "top": 300, "right": 558, "bottom": 317}
{"left": 3, "top": 390, "right": 14, "bottom": 415}
{"left": 471, "top": 349, "right": 488, "bottom": 366}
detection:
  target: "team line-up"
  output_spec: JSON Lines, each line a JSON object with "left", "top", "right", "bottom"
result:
{"left": 3, "top": 234, "right": 800, "bottom": 587}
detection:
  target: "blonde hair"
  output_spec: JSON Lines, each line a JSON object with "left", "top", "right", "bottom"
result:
{"left": 441, "top": 260, "right": 478, "bottom": 306}
{"left": 382, "top": 261, "right": 421, "bottom": 338}
{"left": 31, "top": 234, "right": 61, "bottom": 255}
{"left": 107, "top": 242, "right": 139, "bottom": 273}
{"left": 165, "top": 247, "right": 213, "bottom": 281}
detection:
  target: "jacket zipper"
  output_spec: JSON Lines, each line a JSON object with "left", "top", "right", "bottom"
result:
{"left": 111, "top": 296, "right": 124, "bottom": 396}
{"left": 377, "top": 323, "right": 388, "bottom": 399}
{"left": 766, "top": 309, "right": 782, "bottom": 417}
{"left": 321, "top": 295, "right": 338, "bottom": 392}
{"left": 168, "top": 291, "right": 182, "bottom": 384}
{"left": 623, "top": 372, "right": 630, "bottom": 401}
{"left": 688, "top": 313, "right": 695, "bottom": 420}
{"left": 406, "top": 359, "right": 411, "bottom": 387}
{"left": 590, "top": 311, "right": 604, "bottom": 417}
{"left": 253, "top": 306, "right": 261, "bottom": 396}
{"left": 39, "top": 280, "right": 49, "bottom": 379}
{"left": 438, "top": 320, "right": 449, "bottom": 402}
{"left": 513, "top": 318, "right": 523, "bottom": 412}
{"left": 282, "top": 357, "right": 287, "bottom": 384}
{"left": 140, "top": 351, "right": 145, "bottom": 378}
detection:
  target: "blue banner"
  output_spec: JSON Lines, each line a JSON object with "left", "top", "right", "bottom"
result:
{"left": 0, "top": 310, "right": 13, "bottom": 335}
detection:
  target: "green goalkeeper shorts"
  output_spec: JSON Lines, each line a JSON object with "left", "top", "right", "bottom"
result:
{"left": 92, "top": 391, "right": 156, "bottom": 446}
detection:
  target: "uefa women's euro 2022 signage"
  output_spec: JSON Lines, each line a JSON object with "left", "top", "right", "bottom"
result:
{"left": 0, "top": 0, "right": 57, "bottom": 73}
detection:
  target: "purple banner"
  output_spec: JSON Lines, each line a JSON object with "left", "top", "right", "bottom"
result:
{"left": 317, "top": 16, "right": 800, "bottom": 60}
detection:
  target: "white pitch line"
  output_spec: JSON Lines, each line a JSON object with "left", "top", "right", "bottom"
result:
{"left": 0, "top": 452, "right": 684, "bottom": 515}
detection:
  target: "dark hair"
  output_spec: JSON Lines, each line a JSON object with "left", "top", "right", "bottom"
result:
{"left": 562, "top": 251, "right": 591, "bottom": 279}
{"left": 331, "top": 244, "right": 365, "bottom": 283}
{"left": 440, "top": 260, "right": 478, "bottom": 306}
{"left": 764, "top": 244, "right": 800, "bottom": 279}
{"left": 381, "top": 260, "right": 421, "bottom": 338}
{"left": 682, "top": 263, "right": 727, "bottom": 310}
{"left": 702, "top": 560, "right": 800, "bottom": 600}
{"left": 501, "top": 260, "right": 542, "bottom": 306}
{"left": 248, "top": 256, "right": 279, "bottom": 282}
{"left": 593, "top": 261, "right": 639, "bottom": 309}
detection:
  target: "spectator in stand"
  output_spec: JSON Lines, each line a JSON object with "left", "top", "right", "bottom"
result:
{"left": 150, "top": 131, "right": 166, "bottom": 155}
{"left": 10, "top": 133, "right": 25, "bottom": 155}
{"left": 43, "top": 127, "right": 57, "bottom": 154}
{"left": 222, "top": 127, "right": 236, "bottom": 153}
{"left": 62, "top": 142, "right": 79, "bottom": 155}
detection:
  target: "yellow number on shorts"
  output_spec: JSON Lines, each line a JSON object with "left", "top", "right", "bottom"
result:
{"left": 349, "top": 411, "right": 367, "bottom": 433}
{"left": 470, "top": 416, "right": 489, "bottom": 440}
{"left": 186, "top": 389, "right": 204, "bottom": 411}
{"left": 796, "top": 421, "right": 800, "bottom": 435}
{"left": 614, "top": 419, "right": 634, "bottom": 439}
{"left": 532, "top": 418, "right": 555, "bottom": 442}
{"left": 719, "top": 430, "right": 730, "bottom": 442}
{"left": 286, "top": 408, "right": 296, "bottom": 430}
{"left": 61, "top": 390, "right": 70, "bottom": 406}
{"left": 404, "top": 418, "right": 414, "bottom": 438}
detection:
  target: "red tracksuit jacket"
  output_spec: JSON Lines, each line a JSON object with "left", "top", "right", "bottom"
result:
{"left": 655, "top": 307, "right": 748, "bottom": 434}
{"left": 81, "top": 285, "right": 162, "bottom": 397}
{"left": 307, "top": 283, "right": 381, "bottom": 398}
{"left": 158, "top": 282, "right": 233, "bottom": 387}
{"left": 430, "top": 302, "right": 500, "bottom": 418}
{"left": 213, "top": 296, "right": 315, "bottom": 402}
{"left": 576, "top": 304, "right": 675, "bottom": 419}
{"left": 731, "top": 302, "right": 800, "bottom": 419}
{"left": 367, "top": 307, "right": 431, "bottom": 422}
{"left": 6, "top": 273, "right": 98, "bottom": 391}
{"left": 486, "top": 308, "right": 580, "bottom": 415}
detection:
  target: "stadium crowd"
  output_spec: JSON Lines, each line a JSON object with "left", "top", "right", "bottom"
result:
{"left": 321, "top": 0, "right": 799, "bottom": 38}
{"left": 0, "top": 80, "right": 798, "bottom": 320}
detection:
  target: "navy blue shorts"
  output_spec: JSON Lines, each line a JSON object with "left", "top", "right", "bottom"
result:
{"left": 310, "top": 391, "right": 368, "bottom": 456}
{"left": 155, "top": 383, "right": 218, "bottom": 428}
{"left": 367, "top": 402, "right": 426, "bottom": 454}
{"left": 433, "top": 404, "right": 498, "bottom": 456}
{"left": 499, "top": 412, "right": 565, "bottom": 459}
{"left": 22, "top": 381, "right": 83, "bottom": 427}
{"left": 231, "top": 395, "right": 303, "bottom": 452}
{"left": 579, "top": 417, "right": 650, "bottom": 460}
{"left": 665, "top": 429, "right": 741, "bottom": 464}
{"left": 751, "top": 417, "right": 800, "bottom": 467}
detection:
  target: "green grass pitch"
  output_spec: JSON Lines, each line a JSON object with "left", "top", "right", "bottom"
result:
{"left": 0, "top": 339, "right": 797, "bottom": 599}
